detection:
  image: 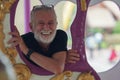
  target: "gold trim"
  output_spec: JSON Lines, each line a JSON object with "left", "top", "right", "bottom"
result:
{"left": 14, "top": 63, "right": 31, "bottom": 80}
{"left": 0, "top": 0, "right": 16, "bottom": 13}
{"left": 50, "top": 71, "right": 73, "bottom": 80}
{"left": 77, "top": 72, "right": 95, "bottom": 80}
{"left": 0, "top": 23, "right": 6, "bottom": 53}
{"left": 80, "top": 0, "right": 87, "bottom": 11}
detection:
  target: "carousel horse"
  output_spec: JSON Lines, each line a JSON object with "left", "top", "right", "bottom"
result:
{"left": 0, "top": 0, "right": 120, "bottom": 80}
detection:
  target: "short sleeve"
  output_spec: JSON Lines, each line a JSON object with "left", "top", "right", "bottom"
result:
{"left": 49, "top": 30, "right": 68, "bottom": 55}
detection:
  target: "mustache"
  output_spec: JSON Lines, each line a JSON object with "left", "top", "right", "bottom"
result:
{"left": 40, "top": 30, "right": 52, "bottom": 34}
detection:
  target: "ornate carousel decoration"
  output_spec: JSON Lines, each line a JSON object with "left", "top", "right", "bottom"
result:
{"left": 0, "top": 0, "right": 31, "bottom": 80}
{"left": 0, "top": 0, "right": 98, "bottom": 80}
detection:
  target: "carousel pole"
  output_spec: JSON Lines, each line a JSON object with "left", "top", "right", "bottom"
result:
{"left": 24, "top": 0, "right": 30, "bottom": 33}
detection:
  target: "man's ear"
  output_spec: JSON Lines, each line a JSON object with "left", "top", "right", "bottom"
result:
{"left": 57, "top": 21, "right": 58, "bottom": 25}
{"left": 56, "top": 21, "right": 58, "bottom": 26}
{"left": 29, "top": 23, "right": 33, "bottom": 32}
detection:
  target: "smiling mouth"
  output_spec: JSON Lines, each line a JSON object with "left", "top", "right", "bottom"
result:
{"left": 41, "top": 30, "right": 52, "bottom": 35}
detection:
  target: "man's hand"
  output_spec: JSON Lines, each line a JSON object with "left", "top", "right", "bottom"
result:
{"left": 7, "top": 26, "right": 28, "bottom": 54}
{"left": 7, "top": 26, "right": 22, "bottom": 47}
{"left": 66, "top": 49, "right": 80, "bottom": 63}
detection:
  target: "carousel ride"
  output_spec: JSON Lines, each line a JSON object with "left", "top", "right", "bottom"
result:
{"left": 0, "top": 0, "right": 120, "bottom": 80}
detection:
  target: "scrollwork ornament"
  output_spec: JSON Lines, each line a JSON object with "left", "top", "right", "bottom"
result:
{"left": 77, "top": 72, "right": 95, "bottom": 80}
{"left": 0, "top": 0, "right": 17, "bottom": 64}
{"left": 14, "top": 63, "right": 31, "bottom": 80}
{"left": 6, "top": 47, "right": 17, "bottom": 64}
{"left": 0, "top": 10, "right": 5, "bottom": 21}
{"left": 0, "top": 0, "right": 16, "bottom": 13}
{"left": 50, "top": 71, "right": 73, "bottom": 80}
{"left": 0, "top": 23, "right": 6, "bottom": 53}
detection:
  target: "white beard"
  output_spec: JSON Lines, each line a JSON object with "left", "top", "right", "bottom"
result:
{"left": 34, "top": 30, "right": 56, "bottom": 44}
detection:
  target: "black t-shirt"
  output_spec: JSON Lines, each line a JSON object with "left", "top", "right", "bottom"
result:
{"left": 21, "top": 29, "right": 68, "bottom": 57}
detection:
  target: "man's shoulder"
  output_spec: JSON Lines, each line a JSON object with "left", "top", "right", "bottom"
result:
{"left": 21, "top": 32, "right": 34, "bottom": 39}
{"left": 57, "top": 29, "right": 67, "bottom": 35}
{"left": 55, "top": 29, "right": 68, "bottom": 40}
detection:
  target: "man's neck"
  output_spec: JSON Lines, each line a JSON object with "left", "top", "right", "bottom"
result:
{"left": 39, "top": 42, "right": 50, "bottom": 51}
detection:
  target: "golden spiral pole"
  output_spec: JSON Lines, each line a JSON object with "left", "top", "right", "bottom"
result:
{"left": 0, "top": 1, "right": 6, "bottom": 55}
{"left": 0, "top": 1, "right": 31, "bottom": 80}
{"left": 0, "top": 0, "right": 17, "bottom": 64}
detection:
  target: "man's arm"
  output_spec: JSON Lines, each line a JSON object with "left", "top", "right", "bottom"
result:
{"left": 66, "top": 49, "right": 80, "bottom": 63}
{"left": 8, "top": 26, "right": 66, "bottom": 74}
{"left": 29, "top": 51, "right": 66, "bottom": 74}
{"left": 21, "top": 45, "right": 66, "bottom": 74}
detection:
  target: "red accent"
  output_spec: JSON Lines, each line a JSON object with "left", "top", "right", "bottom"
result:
{"left": 109, "top": 49, "right": 117, "bottom": 62}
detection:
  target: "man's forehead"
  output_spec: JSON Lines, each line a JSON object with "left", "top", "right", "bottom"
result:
{"left": 35, "top": 10, "right": 55, "bottom": 16}
{"left": 34, "top": 10, "right": 57, "bottom": 20}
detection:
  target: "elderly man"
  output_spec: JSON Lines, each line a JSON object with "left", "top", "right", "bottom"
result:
{"left": 8, "top": 4, "right": 79, "bottom": 74}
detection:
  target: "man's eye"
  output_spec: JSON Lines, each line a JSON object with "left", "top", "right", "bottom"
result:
{"left": 39, "top": 23, "right": 45, "bottom": 25}
{"left": 48, "top": 23, "right": 54, "bottom": 25}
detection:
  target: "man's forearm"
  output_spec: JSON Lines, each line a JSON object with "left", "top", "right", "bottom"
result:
{"left": 19, "top": 40, "right": 66, "bottom": 74}
{"left": 29, "top": 51, "right": 66, "bottom": 74}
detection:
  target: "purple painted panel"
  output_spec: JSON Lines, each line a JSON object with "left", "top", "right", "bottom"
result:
{"left": 24, "top": 0, "right": 30, "bottom": 33}
{"left": 10, "top": 0, "right": 100, "bottom": 79}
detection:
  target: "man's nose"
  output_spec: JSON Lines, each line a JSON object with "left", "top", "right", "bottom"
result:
{"left": 43, "top": 24, "right": 50, "bottom": 30}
